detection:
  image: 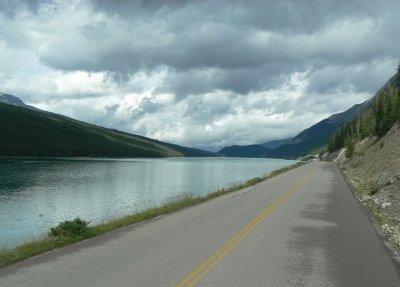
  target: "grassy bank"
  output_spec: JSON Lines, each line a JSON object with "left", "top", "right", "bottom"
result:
{"left": 0, "top": 161, "right": 306, "bottom": 267}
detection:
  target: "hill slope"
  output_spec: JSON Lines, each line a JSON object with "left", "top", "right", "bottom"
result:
{"left": 327, "top": 72, "right": 399, "bottom": 154}
{"left": 273, "top": 100, "right": 372, "bottom": 158}
{"left": 0, "top": 102, "right": 215, "bottom": 158}
{"left": 218, "top": 73, "right": 399, "bottom": 159}
{"left": 218, "top": 144, "right": 274, "bottom": 157}
{"left": 259, "top": 139, "right": 290, "bottom": 149}
{"left": 218, "top": 100, "right": 371, "bottom": 159}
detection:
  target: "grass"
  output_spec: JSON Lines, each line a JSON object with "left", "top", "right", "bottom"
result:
{"left": 0, "top": 161, "right": 306, "bottom": 267}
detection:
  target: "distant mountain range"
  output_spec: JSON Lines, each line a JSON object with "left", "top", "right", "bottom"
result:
{"left": 2, "top": 75, "right": 392, "bottom": 160}
{"left": 0, "top": 95, "right": 216, "bottom": 158}
{"left": 219, "top": 94, "right": 375, "bottom": 159}
{"left": 218, "top": 144, "right": 274, "bottom": 158}
{"left": 260, "top": 139, "right": 290, "bottom": 149}
{"left": 219, "top": 73, "right": 400, "bottom": 159}
{"left": 271, "top": 99, "right": 373, "bottom": 158}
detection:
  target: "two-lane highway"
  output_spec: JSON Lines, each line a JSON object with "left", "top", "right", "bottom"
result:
{"left": 1, "top": 162, "right": 399, "bottom": 286}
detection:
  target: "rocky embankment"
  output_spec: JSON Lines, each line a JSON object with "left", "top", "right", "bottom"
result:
{"left": 325, "top": 122, "right": 400, "bottom": 256}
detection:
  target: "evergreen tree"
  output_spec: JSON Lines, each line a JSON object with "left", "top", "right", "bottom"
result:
{"left": 327, "top": 64, "right": 400, "bottom": 152}
{"left": 345, "top": 139, "right": 354, "bottom": 158}
{"left": 375, "top": 94, "right": 386, "bottom": 136}
{"left": 395, "top": 88, "right": 400, "bottom": 120}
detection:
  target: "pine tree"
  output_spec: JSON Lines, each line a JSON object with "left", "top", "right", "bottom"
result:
{"left": 375, "top": 94, "right": 386, "bottom": 136}
{"left": 345, "top": 138, "right": 354, "bottom": 158}
{"left": 326, "top": 64, "right": 400, "bottom": 152}
{"left": 327, "top": 135, "right": 335, "bottom": 153}
{"left": 395, "top": 88, "right": 400, "bottom": 121}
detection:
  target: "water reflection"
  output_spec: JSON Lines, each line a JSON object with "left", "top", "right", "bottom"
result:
{"left": 0, "top": 157, "right": 296, "bottom": 248}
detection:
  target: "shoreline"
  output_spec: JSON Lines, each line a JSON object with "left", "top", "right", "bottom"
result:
{"left": 0, "top": 161, "right": 306, "bottom": 268}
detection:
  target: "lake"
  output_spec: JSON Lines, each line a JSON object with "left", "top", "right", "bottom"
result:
{"left": 0, "top": 157, "right": 296, "bottom": 249}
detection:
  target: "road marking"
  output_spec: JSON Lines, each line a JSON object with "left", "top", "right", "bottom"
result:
{"left": 176, "top": 170, "right": 315, "bottom": 287}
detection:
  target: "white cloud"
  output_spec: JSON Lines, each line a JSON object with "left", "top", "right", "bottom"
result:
{"left": 0, "top": 0, "right": 399, "bottom": 150}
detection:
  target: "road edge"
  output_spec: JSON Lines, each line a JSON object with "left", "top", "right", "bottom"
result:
{"left": 0, "top": 161, "right": 308, "bottom": 269}
{"left": 335, "top": 162, "right": 400, "bottom": 275}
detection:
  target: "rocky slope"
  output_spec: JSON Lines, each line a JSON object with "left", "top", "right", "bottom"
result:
{"left": 327, "top": 122, "right": 400, "bottom": 255}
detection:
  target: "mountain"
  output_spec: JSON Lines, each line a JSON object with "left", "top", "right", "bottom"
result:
{"left": 260, "top": 139, "right": 290, "bottom": 149}
{"left": 273, "top": 99, "right": 373, "bottom": 158}
{"left": 327, "top": 71, "right": 399, "bottom": 154}
{"left": 218, "top": 101, "right": 372, "bottom": 159}
{"left": 276, "top": 73, "right": 400, "bottom": 158}
{"left": 0, "top": 92, "right": 43, "bottom": 112}
{"left": 219, "top": 73, "right": 399, "bottom": 159}
{"left": 217, "top": 139, "right": 289, "bottom": 158}
{"left": 0, "top": 96, "right": 216, "bottom": 158}
{"left": 218, "top": 144, "right": 274, "bottom": 158}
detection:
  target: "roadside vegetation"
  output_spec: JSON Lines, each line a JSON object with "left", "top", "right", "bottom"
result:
{"left": 0, "top": 161, "right": 306, "bottom": 267}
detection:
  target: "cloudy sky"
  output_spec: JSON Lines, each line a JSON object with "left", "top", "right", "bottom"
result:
{"left": 1, "top": 0, "right": 399, "bottom": 151}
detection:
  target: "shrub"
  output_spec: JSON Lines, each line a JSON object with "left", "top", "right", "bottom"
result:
{"left": 50, "top": 218, "right": 89, "bottom": 237}
{"left": 368, "top": 184, "right": 379, "bottom": 196}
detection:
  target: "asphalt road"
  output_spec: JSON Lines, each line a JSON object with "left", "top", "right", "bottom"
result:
{"left": 1, "top": 162, "right": 399, "bottom": 286}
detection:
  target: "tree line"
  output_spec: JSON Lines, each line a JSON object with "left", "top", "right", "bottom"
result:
{"left": 327, "top": 65, "right": 400, "bottom": 156}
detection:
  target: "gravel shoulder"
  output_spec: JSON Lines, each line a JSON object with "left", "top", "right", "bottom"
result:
{"left": 327, "top": 122, "right": 400, "bottom": 258}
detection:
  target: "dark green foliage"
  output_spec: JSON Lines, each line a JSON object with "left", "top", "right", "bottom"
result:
{"left": 327, "top": 121, "right": 354, "bottom": 153}
{"left": 375, "top": 91, "right": 396, "bottom": 136}
{"left": 345, "top": 139, "right": 354, "bottom": 158}
{"left": 260, "top": 139, "right": 290, "bottom": 149}
{"left": 359, "top": 110, "right": 376, "bottom": 138}
{"left": 50, "top": 218, "right": 89, "bottom": 237}
{"left": 218, "top": 144, "right": 274, "bottom": 157}
{"left": 368, "top": 184, "right": 379, "bottom": 196}
{"left": 328, "top": 69, "right": 400, "bottom": 152}
{"left": 0, "top": 103, "right": 216, "bottom": 157}
{"left": 274, "top": 119, "right": 339, "bottom": 158}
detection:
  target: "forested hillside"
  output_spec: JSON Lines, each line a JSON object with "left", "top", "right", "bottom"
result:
{"left": 218, "top": 144, "right": 274, "bottom": 157}
{"left": 0, "top": 102, "right": 215, "bottom": 158}
{"left": 327, "top": 68, "right": 400, "bottom": 156}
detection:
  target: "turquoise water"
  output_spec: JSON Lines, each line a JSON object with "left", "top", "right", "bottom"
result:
{"left": 0, "top": 157, "right": 296, "bottom": 248}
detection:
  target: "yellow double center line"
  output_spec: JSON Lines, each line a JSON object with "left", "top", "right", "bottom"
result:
{"left": 176, "top": 170, "right": 315, "bottom": 287}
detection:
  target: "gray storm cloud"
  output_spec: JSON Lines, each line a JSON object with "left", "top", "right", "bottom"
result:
{"left": 0, "top": 0, "right": 399, "bottom": 150}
